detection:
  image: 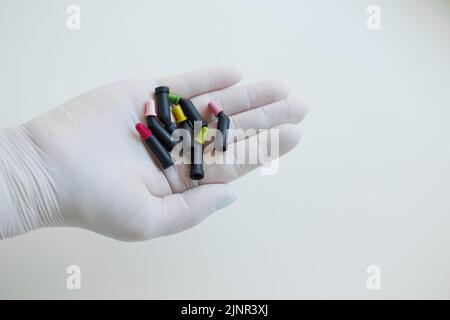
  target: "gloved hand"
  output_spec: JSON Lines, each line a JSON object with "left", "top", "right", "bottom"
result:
{"left": 0, "top": 66, "right": 308, "bottom": 241}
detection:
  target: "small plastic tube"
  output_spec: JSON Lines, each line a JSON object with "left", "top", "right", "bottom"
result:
{"left": 172, "top": 104, "right": 204, "bottom": 180}
{"left": 145, "top": 101, "right": 178, "bottom": 152}
{"left": 208, "top": 101, "right": 230, "bottom": 151}
{"left": 194, "top": 127, "right": 209, "bottom": 145}
{"left": 178, "top": 97, "right": 208, "bottom": 144}
{"left": 135, "top": 123, "right": 174, "bottom": 169}
{"left": 178, "top": 97, "right": 207, "bottom": 127}
{"left": 172, "top": 104, "right": 193, "bottom": 152}
{"left": 168, "top": 93, "right": 181, "bottom": 105}
{"left": 154, "top": 86, "right": 176, "bottom": 133}
{"left": 190, "top": 141, "right": 204, "bottom": 180}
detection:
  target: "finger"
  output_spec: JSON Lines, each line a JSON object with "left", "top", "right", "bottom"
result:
{"left": 192, "top": 81, "right": 290, "bottom": 122}
{"left": 230, "top": 97, "right": 308, "bottom": 131}
{"left": 201, "top": 124, "right": 301, "bottom": 184}
{"left": 149, "top": 184, "right": 237, "bottom": 238}
{"left": 154, "top": 66, "right": 242, "bottom": 99}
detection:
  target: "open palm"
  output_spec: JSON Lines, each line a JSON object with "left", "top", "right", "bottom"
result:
{"left": 24, "top": 67, "right": 308, "bottom": 241}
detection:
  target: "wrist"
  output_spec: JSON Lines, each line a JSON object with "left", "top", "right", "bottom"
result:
{"left": 0, "top": 126, "right": 65, "bottom": 239}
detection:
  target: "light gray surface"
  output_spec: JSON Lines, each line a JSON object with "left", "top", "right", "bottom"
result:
{"left": 1, "top": 0, "right": 450, "bottom": 299}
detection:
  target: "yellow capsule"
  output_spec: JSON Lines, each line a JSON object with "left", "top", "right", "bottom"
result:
{"left": 195, "top": 126, "right": 209, "bottom": 145}
{"left": 172, "top": 104, "right": 187, "bottom": 124}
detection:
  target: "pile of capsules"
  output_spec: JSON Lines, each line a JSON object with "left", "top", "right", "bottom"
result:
{"left": 135, "top": 86, "right": 230, "bottom": 180}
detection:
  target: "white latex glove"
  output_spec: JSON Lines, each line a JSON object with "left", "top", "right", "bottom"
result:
{"left": 0, "top": 67, "right": 308, "bottom": 241}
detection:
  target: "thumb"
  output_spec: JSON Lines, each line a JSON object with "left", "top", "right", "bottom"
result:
{"left": 154, "top": 184, "right": 238, "bottom": 237}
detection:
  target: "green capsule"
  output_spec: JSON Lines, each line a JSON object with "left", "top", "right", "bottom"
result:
{"left": 168, "top": 93, "right": 181, "bottom": 105}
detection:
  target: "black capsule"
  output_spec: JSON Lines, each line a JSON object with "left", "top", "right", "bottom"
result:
{"left": 208, "top": 101, "right": 230, "bottom": 151}
{"left": 145, "top": 101, "right": 178, "bottom": 151}
{"left": 147, "top": 117, "right": 178, "bottom": 152}
{"left": 179, "top": 98, "right": 208, "bottom": 127}
{"left": 190, "top": 141, "right": 204, "bottom": 180}
{"left": 136, "top": 123, "right": 174, "bottom": 169}
{"left": 155, "top": 86, "right": 176, "bottom": 133}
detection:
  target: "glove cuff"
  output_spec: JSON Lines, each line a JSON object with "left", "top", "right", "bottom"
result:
{"left": 0, "top": 126, "right": 65, "bottom": 239}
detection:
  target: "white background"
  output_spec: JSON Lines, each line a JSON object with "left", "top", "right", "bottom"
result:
{"left": 0, "top": 0, "right": 450, "bottom": 299}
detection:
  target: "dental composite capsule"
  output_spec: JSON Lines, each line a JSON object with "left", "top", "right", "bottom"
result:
{"left": 172, "top": 104, "right": 193, "bottom": 152}
{"left": 154, "top": 86, "right": 176, "bottom": 133}
{"left": 190, "top": 140, "right": 204, "bottom": 180}
{"left": 208, "top": 101, "right": 230, "bottom": 151}
{"left": 135, "top": 123, "right": 174, "bottom": 169}
{"left": 172, "top": 104, "right": 204, "bottom": 180}
{"left": 144, "top": 101, "right": 178, "bottom": 152}
{"left": 169, "top": 94, "right": 208, "bottom": 144}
